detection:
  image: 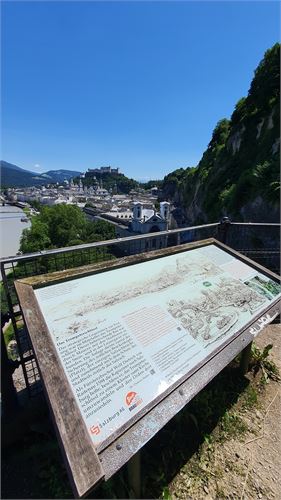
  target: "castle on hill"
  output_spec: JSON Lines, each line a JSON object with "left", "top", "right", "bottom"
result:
{"left": 86, "top": 166, "right": 120, "bottom": 175}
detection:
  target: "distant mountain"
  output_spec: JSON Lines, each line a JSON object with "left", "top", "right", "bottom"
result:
{"left": 0, "top": 161, "right": 82, "bottom": 187}
{"left": 1, "top": 160, "right": 37, "bottom": 175}
{"left": 42, "top": 169, "right": 82, "bottom": 182}
{"left": 1, "top": 161, "right": 43, "bottom": 187}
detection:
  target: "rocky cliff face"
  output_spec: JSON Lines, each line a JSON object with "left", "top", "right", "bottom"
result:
{"left": 162, "top": 43, "right": 280, "bottom": 224}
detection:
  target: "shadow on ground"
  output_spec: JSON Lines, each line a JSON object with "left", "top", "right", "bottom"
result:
{"left": 91, "top": 360, "right": 249, "bottom": 499}
{"left": 2, "top": 358, "right": 250, "bottom": 499}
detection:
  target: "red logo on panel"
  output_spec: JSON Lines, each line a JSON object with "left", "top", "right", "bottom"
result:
{"left": 126, "top": 391, "right": 137, "bottom": 406}
{"left": 90, "top": 425, "right": 100, "bottom": 435}
{"left": 125, "top": 391, "right": 143, "bottom": 412}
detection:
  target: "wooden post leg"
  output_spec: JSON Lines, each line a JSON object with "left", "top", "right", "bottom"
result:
{"left": 240, "top": 342, "right": 253, "bottom": 375}
{"left": 128, "top": 451, "right": 141, "bottom": 499}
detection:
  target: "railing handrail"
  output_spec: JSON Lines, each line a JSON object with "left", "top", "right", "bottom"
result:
{"left": 1, "top": 218, "right": 279, "bottom": 400}
{"left": 231, "top": 222, "right": 280, "bottom": 226}
{"left": 0, "top": 220, "right": 280, "bottom": 265}
{"left": 0, "top": 222, "right": 219, "bottom": 264}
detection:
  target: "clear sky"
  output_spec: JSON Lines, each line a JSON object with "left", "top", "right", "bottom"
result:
{"left": 1, "top": 1, "right": 279, "bottom": 180}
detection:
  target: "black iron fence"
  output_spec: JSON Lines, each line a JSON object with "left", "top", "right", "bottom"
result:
{"left": 1, "top": 220, "right": 280, "bottom": 397}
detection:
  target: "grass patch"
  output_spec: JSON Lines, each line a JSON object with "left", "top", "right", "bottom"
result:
{"left": 23, "top": 207, "right": 31, "bottom": 217}
{"left": 3, "top": 321, "right": 15, "bottom": 347}
{"left": 219, "top": 411, "right": 248, "bottom": 440}
{"left": 3, "top": 321, "right": 23, "bottom": 360}
{"left": 250, "top": 342, "right": 280, "bottom": 384}
{"left": 242, "top": 385, "right": 258, "bottom": 409}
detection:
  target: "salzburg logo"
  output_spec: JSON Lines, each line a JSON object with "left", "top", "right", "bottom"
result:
{"left": 125, "top": 391, "right": 143, "bottom": 412}
{"left": 126, "top": 391, "right": 137, "bottom": 406}
{"left": 90, "top": 425, "right": 100, "bottom": 435}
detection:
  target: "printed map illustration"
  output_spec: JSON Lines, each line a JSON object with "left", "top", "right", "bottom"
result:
{"left": 167, "top": 276, "right": 266, "bottom": 347}
{"left": 244, "top": 274, "right": 281, "bottom": 301}
{"left": 45, "top": 251, "right": 225, "bottom": 337}
{"left": 35, "top": 245, "right": 280, "bottom": 345}
{"left": 73, "top": 252, "right": 223, "bottom": 313}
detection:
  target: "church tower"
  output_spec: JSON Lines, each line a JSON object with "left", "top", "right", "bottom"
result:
{"left": 160, "top": 202, "right": 170, "bottom": 221}
{"left": 132, "top": 202, "right": 143, "bottom": 220}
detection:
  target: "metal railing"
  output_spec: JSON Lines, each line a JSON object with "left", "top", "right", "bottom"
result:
{"left": 1, "top": 220, "right": 280, "bottom": 397}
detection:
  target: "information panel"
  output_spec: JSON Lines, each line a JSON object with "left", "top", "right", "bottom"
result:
{"left": 34, "top": 243, "right": 281, "bottom": 448}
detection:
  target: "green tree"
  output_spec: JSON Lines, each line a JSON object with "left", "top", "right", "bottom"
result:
{"left": 20, "top": 219, "right": 51, "bottom": 253}
{"left": 29, "top": 200, "right": 42, "bottom": 212}
{"left": 85, "top": 219, "right": 115, "bottom": 242}
{"left": 19, "top": 205, "right": 115, "bottom": 253}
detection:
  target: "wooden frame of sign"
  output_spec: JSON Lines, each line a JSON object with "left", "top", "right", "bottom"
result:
{"left": 15, "top": 238, "right": 281, "bottom": 498}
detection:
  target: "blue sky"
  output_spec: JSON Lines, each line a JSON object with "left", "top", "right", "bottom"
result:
{"left": 1, "top": 1, "right": 279, "bottom": 180}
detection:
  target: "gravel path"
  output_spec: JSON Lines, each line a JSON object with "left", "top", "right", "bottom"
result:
{"left": 169, "top": 323, "right": 281, "bottom": 500}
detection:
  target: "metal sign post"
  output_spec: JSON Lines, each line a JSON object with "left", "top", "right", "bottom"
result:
{"left": 127, "top": 451, "right": 141, "bottom": 499}
{"left": 240, "top": 341, "right": 253, "bottom": 375}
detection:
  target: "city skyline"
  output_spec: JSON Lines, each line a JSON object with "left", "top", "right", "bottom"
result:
{"left": 2, "top": 1, "right": 279, "bottom": 180}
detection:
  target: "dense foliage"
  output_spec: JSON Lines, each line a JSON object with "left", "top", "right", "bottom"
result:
{"left": 162, "top": 43, "right": 280, "bottom": 222}
{"left": 78, "top": 171, "right": 139, "bottom": 194}
{"left": 20, "top": 204, "right": 115, "bottom": 253}
{"left": 140, "top": 179, "right": 164, "bottom": 190}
